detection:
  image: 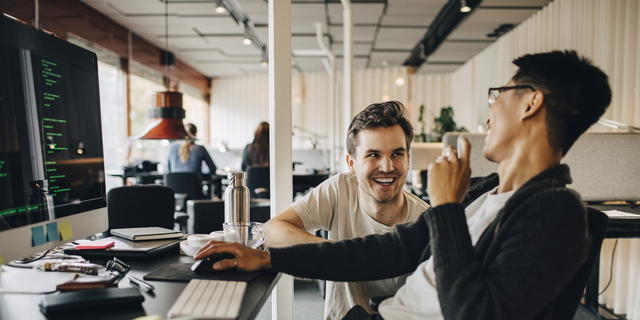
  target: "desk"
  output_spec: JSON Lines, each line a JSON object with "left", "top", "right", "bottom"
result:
{"left": 0, "top": 253, "right": 281, "bottom": 320}
{"left": 584, "top": 204, "right": 640, "bottom": 315}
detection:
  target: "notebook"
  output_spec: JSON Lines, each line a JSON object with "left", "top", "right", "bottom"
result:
{"left": 64, "top": 236, "right": 184, "bottom": 259}
{"left": 110, "top": 227, "right": 183, "bottom": 241}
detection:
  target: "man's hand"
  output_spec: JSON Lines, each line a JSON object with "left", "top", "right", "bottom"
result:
{"left": 194, "top": 241, "right": 272, "bottom": 272}
{"left": 427, "top": 138, "right": 471, "bottom": 207}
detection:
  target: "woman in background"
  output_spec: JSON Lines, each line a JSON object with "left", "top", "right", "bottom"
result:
{"left": 241, "top": 122, "right": 269, "bottom": 171}
{"left": 167, "top": 123, "right": 217, "bottom": 176}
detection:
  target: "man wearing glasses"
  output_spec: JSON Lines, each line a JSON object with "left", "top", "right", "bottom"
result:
{"left": 196, "top": 50, "right": 612, "bottom": 320}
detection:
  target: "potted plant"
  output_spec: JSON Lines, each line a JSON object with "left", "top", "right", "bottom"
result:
{"left": 431, "top": 106, "right": 467, "bottom": 142}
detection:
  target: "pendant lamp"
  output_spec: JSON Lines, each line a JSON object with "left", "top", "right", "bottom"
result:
{"left": 132, "top": 91, "right": 194, "bottom": 140}
{"left": 133, "top": 1, "right": 193, "bottom": 141}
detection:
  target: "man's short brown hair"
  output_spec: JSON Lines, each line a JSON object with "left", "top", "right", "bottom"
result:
{"left": 346, "top": 101, "right": 414, "bottom": 156}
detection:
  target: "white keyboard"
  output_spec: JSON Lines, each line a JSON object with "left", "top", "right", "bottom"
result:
{"left": 168, "top": 279, "right": 247, "bottom": 319}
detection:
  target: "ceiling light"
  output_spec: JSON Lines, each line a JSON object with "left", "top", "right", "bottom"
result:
{"left": 460, "top": 0, "right": 471, "bottom": 12}
{"left": 395, "top": 76, "right": 405, "bottom": 86}
{"left": 134, "top": 1, "right": 194, "bottom": 141}
{"left": 261, "top": 61, "right": 268, "bottom": 67}
{"left": 215, "top": 0, "right": 227, "bottom": 13}
{"left": 243, "top": 37, "right": 252, "bottom": 45}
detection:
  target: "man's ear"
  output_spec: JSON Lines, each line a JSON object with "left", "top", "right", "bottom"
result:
{"left": 346, "top": 154, "right": 356, "bottom": 174}
{"left": 522, "top": 90, "right": 545, "bottom": 120}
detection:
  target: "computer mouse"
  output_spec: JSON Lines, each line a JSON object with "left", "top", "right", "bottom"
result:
{"left": 191, "top": 252, "right": 236, "bottom": 273}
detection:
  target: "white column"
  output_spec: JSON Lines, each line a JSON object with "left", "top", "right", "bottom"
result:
{"left": 268, "top": 1, "right": 294, "bottom": 320}
{"left": 340, "top": 0, "right": 353, "bottom": 172}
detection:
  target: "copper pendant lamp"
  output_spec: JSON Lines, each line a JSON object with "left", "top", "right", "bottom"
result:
{"left": 133, "top": 91, "right": 194, "bottom": 140}
{"left": 133, "top": 1, "right": 193, "bottom": 141}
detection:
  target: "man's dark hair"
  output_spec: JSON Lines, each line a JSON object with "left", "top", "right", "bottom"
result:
{"left": 346, "top": 101, "right": 414, "bottom": 156}
{"left": 512, "top": 50, "right": 612, "bottom": 155}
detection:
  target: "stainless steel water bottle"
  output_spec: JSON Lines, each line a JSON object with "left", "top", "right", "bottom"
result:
{"left": 224, "top": 172, "right": 250, "bottom": 223}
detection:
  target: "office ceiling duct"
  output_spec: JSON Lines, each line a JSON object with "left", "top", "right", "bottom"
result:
{"left": 403, "top": 0, "right": 482, "bottom": 70}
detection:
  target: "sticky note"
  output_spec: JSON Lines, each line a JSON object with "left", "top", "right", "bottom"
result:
{"left": 31, "top": 225, "right": 47, "bottom": 246}
{"left": 46, "top": 222, "right": 60, "bottom": 242}
{"left": 59, "top": 221, "right": 73, "bottom": 240}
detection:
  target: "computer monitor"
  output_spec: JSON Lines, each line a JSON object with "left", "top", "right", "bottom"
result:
{"left": 0, "top": 16, "right": 108, "bottom": 263}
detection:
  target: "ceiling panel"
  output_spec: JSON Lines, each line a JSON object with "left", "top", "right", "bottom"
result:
{"left": 329, "top": 26, "right": 378, "bottom": 43}
{"left": 335, "top": 57, "right": 368, "bottom": 69}
{"left": 380, "top": 15, "right": 431, "bottom": 27}
{"left": 369, "top": 51, "right": 412, "bottom": 68}
{"left": 332, "top": 43, "right": 374, "bottom": 56}
{"left": 292, "top": 35, "right": 333, "bottom": 51}
{"left": 448, "top": 8, "right": 540, "bottom": 40}
{"left": 414, "top": 63, "right": 462, "bottom": 74}
{"left": 179, "top": 16, "right": 243, "bottom": 34}
{"left": 375, "top": 27, "right": 426, "bottom": 50}
{"left": 481, "top": 0, "right": 550, "bottom": 6}
{"left": 80, "top": 0, "right": 550, "bottom": 77}
{"left": 327, "top": 3, "right": 385, "bottom": 25}
{"left": 428, "top": 41, "right": 493, "bottom": 63}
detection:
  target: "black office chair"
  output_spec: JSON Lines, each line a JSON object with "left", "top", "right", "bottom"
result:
{"left": 246, "top": 166, "right": 270, "bottom": 199}
{"left": 165, "top": 172, "right": 206, "bottom": 208}
{"left": 165, "top": 172, "right": 207, "bottom": 232}
{"left": 106, "top": 185, "right": 176, "bottom": 232}
{"left": 187, "top": 199, "right": 225, "bottom": 234}
{"left": 369, "top": 208, "right": 609, "bottom": 319}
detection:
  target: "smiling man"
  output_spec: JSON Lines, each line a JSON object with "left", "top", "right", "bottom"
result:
{"left": 263, "top": 101, "right": 429, "bottom": 320}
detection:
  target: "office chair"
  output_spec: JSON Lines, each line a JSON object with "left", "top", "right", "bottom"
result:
{"left": 165, "top": 172, "right": 207, "bottom": 232}
{"left": 246, "top": 166, "right": 270, "bottom": 199}
{"left": 106, "top": 185, "right": 176, "bottom": 232}
{"left": 187, "top": 199, "right": 225, "bottom": 234}
{"left": 165, "top": 172, "right": 206, "bottom": 209}
{"left": 369, "top": 208, "right": 609, "bottom": 319}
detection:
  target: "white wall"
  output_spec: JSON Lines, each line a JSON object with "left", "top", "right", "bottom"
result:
{"left": 451, "top": 0, "right": 640, "bottom": 132}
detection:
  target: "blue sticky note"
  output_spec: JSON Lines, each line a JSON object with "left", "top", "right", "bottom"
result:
{"left": 46, "top": 222, "right": 60, "bottom": 242}
{"left": 31, "top": 225, "right": 47, "bottom": 246}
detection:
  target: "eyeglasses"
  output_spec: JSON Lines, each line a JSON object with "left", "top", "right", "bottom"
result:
{"left": 488, "top": 85, "right": 536, "bottom": 108}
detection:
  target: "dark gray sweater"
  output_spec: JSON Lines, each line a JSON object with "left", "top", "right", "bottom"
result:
{"left": 268, "top": 165, "right": 590, "bottom": 320}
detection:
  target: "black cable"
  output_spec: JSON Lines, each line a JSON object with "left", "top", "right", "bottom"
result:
{"left": 589, "top": 239, "right": 618, "bottom": 319}
{"left": 598, "top": 239, "right": 617, "bottom": 295}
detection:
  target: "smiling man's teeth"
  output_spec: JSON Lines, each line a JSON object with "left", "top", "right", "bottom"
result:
{"left": 373, "top": 178, "right": 394, "bottom": 184}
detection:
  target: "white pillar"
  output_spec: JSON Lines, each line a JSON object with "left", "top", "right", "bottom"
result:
{"left": 341, "top": 0, "right": 353, "bottom": 172}
{"left": 268, "top": 1, "right": 294, "bottom": 320}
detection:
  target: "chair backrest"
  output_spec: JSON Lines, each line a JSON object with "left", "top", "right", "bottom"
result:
{"left": 187, "top": 199, "right": 225, "bottom": 234}
{"left": 550, "top": 208, "right": 609, "bottom": 320}
{"left": 165, "top": 172, "right": 205, "bottom": 200}
{"left": 246, "top": 166, "right": 270, "bottom": 199}
{"left": 107, "top": 185, "right": 175, "bottom": 231}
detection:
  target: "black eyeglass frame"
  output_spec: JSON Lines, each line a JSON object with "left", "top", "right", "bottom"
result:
{"left": 487, "top": 85, "right": 536, "bottom": 108}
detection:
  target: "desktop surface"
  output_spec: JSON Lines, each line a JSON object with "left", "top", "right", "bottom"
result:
{"left": 0, "top": 252, "right": 280, "bottom": 320}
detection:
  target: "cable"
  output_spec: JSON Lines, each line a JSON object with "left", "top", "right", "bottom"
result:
{"left": 589, "top": 239, "right": 618, "bottom": 319}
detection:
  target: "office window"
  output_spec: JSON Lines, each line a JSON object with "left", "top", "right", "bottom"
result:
{"left": 129, "top": 69, "right": 167, "bottom": 166}
{"left": 181, "top": 82, "right": 208, "bottom": 143}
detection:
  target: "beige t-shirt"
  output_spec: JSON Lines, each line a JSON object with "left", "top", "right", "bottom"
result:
{"left": 291, "top": 172, "right": 429, "bottom": 320}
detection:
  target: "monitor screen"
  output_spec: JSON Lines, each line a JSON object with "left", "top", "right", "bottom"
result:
{"left": 0, "top": 16, "right": 108, "bottom": 263}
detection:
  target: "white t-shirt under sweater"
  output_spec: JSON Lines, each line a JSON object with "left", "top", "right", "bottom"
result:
{"left": 292, "top": 172, "right": 429, "bottom": 320}
{"left": 378, "top": 186, "right": 515, "bottom": 320}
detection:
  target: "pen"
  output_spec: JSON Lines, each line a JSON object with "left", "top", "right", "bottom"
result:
{"left": 128, "top": 275, "right": 155, "bottom": 292}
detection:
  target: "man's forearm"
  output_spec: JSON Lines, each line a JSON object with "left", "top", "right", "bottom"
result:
{"left": 263, "top": 220, "right": 329, "bottom": 247}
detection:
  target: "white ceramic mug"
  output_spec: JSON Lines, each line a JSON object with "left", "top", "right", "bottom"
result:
{"left": 223, "top": 221, "right": 266, "bottom": 249}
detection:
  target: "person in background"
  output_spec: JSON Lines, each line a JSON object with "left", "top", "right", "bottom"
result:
{"left": 262, "top": 101, "right": 429, "bottom": 320}
{"left": 241, "top": 122, "right": 269, "bottom": 171}
{"left": 167, "top": 123, "right": 217, "bottom": 177}
{"left": 195, "top": 50, "right": 612, "bottom": 320}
